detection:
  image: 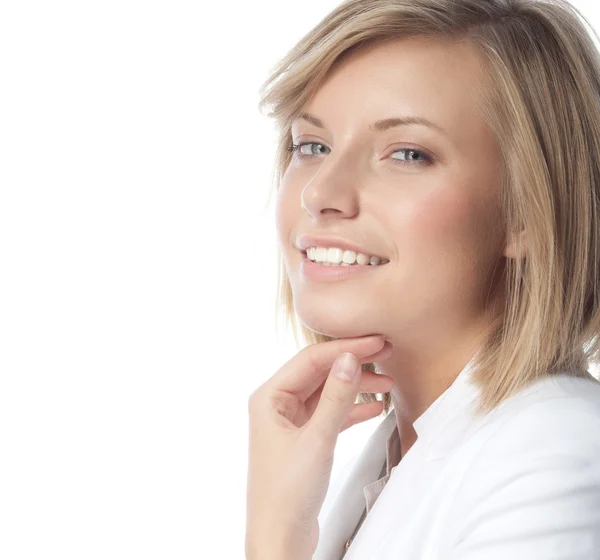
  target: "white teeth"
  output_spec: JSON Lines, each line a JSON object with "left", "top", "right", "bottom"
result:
{"left": 356, "top": 253, "right": 370, "bottom": 266}
{"left": 306, "top": 246, "right": 389, "bottom": 266}
{"left": 327, "top": 247, "right": 343, "bottom": 264}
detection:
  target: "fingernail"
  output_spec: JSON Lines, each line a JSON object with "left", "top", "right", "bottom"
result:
{"left": 334, "top": 352, "right": 359, "bottom": 381}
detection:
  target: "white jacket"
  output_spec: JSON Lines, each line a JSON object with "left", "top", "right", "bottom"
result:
{"left": 314, "top": 363, "right": 600, "bottom": 559}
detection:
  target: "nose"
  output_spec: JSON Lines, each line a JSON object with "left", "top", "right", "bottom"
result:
{"left": 300, "top": 154, "right": 361, "bottom": 219}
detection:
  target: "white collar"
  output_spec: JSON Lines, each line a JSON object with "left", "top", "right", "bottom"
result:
{"left": 388, "top": 346, "right": 483, "bottom": 460}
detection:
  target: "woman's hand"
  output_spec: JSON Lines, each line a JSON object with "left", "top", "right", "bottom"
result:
{"left": 245, "top": 334, "right": 395, "bottom": 560}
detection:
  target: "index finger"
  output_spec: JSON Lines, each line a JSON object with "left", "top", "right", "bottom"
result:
{"left": 266, "top": 334, "right": 392, "bottom": 399}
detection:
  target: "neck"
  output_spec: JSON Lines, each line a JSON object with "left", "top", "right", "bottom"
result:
{"left": 375, "top": 322, "right": 494, "bottom": 457}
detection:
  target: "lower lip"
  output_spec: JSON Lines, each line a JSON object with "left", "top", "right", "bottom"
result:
{"left": 300, "top": 256, "right": 387, "bottom": 281}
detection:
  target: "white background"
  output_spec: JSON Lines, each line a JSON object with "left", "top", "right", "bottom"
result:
{"left": 0, "top": 1, "right": 598, "bottom": 558}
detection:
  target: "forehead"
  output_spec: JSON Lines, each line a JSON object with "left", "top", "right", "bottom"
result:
{"left": 292, "top": 36, "right": 492, "bottom": 147}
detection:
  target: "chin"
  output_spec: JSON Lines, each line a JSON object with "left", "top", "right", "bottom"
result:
{"left": 295, "top": 303, "right": 380, "bottom": 340}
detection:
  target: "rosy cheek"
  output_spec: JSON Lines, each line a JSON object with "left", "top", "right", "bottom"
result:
{"left": 395, "top": 189, "right": 478, "bottom": 268}
{"left": 400, "top": 191, "right": 453, "bottom": 238}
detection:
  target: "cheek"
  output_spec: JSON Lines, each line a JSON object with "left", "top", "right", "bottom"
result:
{"left": 401, "top": 189, "right": 476, "bottom": 256}
{"left": 274, "top": 172, "right": 308, "bottom": 273}
{"left": 390, "top": 185, "right": 499, "bottom": 304}
{"left": 274, "top": 178, "right": 295, "bottom": 247}
{"left": 395, "top": 184, "right": 502, "bottom": 305}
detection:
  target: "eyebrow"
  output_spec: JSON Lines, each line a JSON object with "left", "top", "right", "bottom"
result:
{"left": 296, "top": 111, "right": 448, "bottom": 136}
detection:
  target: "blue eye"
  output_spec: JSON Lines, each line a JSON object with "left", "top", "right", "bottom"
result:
{"left": 285, "top": 141, "right": 433, "bottom": 167}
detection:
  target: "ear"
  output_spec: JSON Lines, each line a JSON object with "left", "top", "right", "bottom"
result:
{"left": 503, "top": 229, "right": 527, "bottom": 260}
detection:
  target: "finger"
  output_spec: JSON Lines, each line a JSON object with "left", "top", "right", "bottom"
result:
{"left": 307, "top": 370, "right": 395, "bottom": 406}
{"left": 367, "top": 343, "right": 396, "bottom": 364}
{"left": 305, "top": 351, "right": 364, "bottom": 446}
{"left": 340, "top": 401, "right": 386, "bottom": 433}
{"left": 304, "top": 370, "right": 394, "bottom": 418}
{"left": 359, "top": 371, "right": 396, "bottom": 393}
{"left": 266, "top": 335, "right": 392, "bottom": 399}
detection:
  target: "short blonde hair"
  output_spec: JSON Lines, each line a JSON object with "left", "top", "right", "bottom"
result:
{"left": 258, "top": 0, "right": 600, "bottom": 417}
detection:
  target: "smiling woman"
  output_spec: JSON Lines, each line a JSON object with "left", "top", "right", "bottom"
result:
{"left": 249, "top": 0, "right": 600, "bottom": 558}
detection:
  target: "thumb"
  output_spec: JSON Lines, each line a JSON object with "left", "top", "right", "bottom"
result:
{"left": 307, "top": 352, "right": 361, "bottom": 445}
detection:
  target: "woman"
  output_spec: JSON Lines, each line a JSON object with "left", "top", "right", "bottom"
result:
{"left": 246, "top": 0, "right": 600, "bottom": 558}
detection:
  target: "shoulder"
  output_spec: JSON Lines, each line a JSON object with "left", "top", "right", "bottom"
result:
{"left": 439, "top": 372, "right": 600, "bottom": 558}
{"left": 461, "top": 370, "right": 600, "bottom": 488}
{"left": 480, "top": 371, "right": 600, "bottom": 459}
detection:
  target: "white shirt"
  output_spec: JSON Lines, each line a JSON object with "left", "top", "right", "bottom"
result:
{"left": 314, "top": 356, "right": 600, "bottom": 559}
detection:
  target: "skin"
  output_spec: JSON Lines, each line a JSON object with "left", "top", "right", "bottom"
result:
{"left": 246, "top": 335, "right": 395, "bottom": 559}
{"left": 276, "top": 36, "right": 523, "bottom": 458}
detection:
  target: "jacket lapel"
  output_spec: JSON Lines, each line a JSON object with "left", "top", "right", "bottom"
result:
{"left": 313, "top": 410, "right": 398, "bottom": 560}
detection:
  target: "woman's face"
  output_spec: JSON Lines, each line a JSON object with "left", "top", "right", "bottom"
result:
{"left": 276, "top": 36, "right": 509, "bottom": 346}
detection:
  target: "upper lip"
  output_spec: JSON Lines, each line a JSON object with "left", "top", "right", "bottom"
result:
{"left": 295, "top": 234, "right": 388, "bottom": 259}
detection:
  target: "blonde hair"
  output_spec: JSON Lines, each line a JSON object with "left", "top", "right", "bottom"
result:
{"left": 258, "top": 0, "right": 600, "bottom": 417}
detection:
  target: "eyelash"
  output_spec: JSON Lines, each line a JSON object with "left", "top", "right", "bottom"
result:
{"left": 285, "top": 141, "right": 433, "bottom": 167}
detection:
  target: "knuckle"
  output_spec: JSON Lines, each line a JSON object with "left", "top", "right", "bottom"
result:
{"left": 247, "top": 388, "right": 264, "bottom": 414}
{"left": 302, "top": 344, "right": 322, "bottom": 371}
{"left": 321, "top": 391, "right": 345, "bottom": 406}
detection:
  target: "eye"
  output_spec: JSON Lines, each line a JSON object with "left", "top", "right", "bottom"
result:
{"left": 286, "top": 141, "right": 433, "bottom": 167}
{"left": 286, "top": 141, "right": 330, "bottom": 158}
{"left": 390, "top": 147, "right": 432, "bottom": 165}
